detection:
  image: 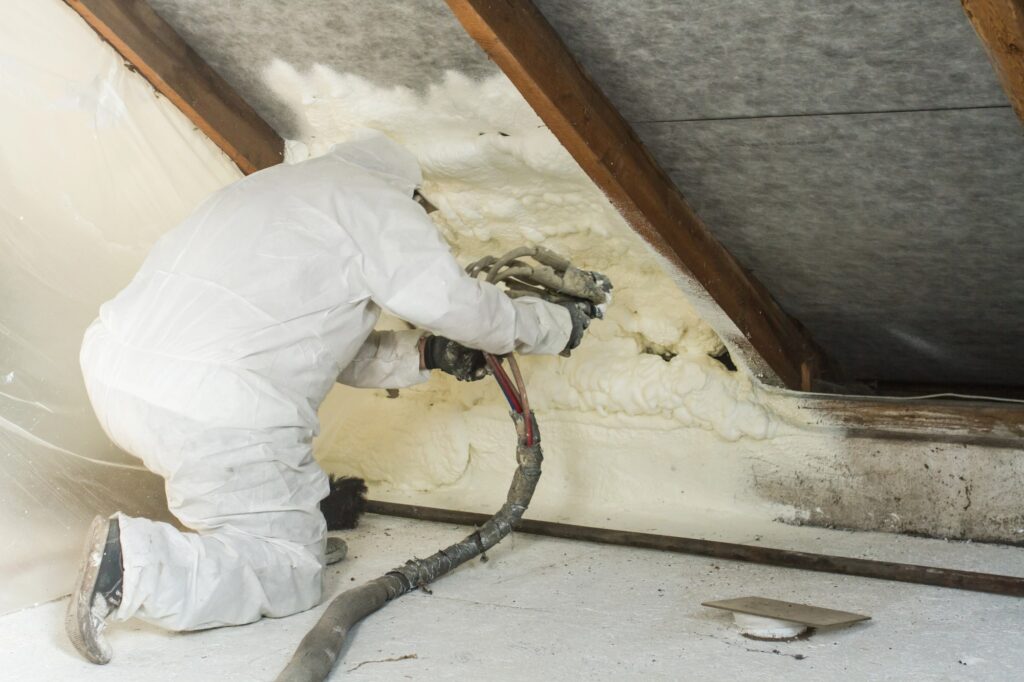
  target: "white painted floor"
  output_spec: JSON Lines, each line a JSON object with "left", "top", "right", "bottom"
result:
{"left": 3, "top": 514, "right": 1023, "bottom": 681}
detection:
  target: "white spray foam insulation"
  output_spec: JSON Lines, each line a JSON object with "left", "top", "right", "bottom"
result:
{"left": 263, "top": 64, "right": 790, "bottom": 497}
{"left": 261, "top": 64, "right": 1024, "bottom": 544}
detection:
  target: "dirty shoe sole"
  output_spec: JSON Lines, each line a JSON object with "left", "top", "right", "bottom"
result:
{"left": 65, "top": 515, "right": 114, "bottom": 664}
{"left": 325, "top": 536, "right": 348, "bottom": 566}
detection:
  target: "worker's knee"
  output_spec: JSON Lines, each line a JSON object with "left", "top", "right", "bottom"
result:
{"left": 284, "top": 542, "right": 326, "bottom": 615}
{"left": 237, "top": 533, "right": 326, "bottom": 619}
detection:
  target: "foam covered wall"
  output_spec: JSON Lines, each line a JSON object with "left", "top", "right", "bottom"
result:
{"left": 262, "top": 65, "right": 1024, "bottom": 545}
{"left": 0, "top": 0, "right": 241, "bottom": 614}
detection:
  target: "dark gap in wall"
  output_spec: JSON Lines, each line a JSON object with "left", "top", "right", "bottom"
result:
{"left": 710, "top": 348, "right": 737, "bottom": 372}
{"left": 642, "top": 346, "right": 677, "bottom": 362}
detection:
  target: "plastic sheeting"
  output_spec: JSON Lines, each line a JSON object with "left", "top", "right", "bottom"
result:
{"left": 0, "top": 0, "right": 241, "bottom": 615}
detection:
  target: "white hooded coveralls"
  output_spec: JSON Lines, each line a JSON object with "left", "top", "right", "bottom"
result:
{"left": 80, "top": 133, "right": 571, "bottom": 631}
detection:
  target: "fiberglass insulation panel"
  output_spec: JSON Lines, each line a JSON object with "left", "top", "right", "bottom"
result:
{"left": 535, "top": 0, "right": 1007, "bottom": 121}
{"left": 636, "top": 108, "right": 1024, "bottom": 386}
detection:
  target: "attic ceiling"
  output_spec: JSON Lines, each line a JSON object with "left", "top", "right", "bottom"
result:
{"left": 147, "top": 0, "right": 496, "bottom": 139}
{"left": 149, "top": 0, "right": 1024, "bottom": 393}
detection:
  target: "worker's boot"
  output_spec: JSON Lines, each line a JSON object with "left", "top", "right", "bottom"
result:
{"left": 325, "top": 536, "right": 348, "bottom": 565}
{"left": 65, "top": 515, "right": 123, "bottom": 664}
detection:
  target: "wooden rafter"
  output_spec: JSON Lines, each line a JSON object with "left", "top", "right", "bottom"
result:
{"left": 65, "top": 0, "right": 283, "bottom": 174}
{"left": 962, "top": 0, "right": 1024, "bottom": 123}
{"left": 445, "top": 0, "right": 823, "bottom": 390}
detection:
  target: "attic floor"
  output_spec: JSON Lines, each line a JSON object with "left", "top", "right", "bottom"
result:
{"left": 3, "top": 514, "right": 1023, "bottom": 681}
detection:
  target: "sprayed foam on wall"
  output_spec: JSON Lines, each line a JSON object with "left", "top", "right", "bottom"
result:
{"left": 264, "top": 63, "right": 789, "bottom": 507}
{"left": 261, "top": 63, "right": 1024, "bottom": 546}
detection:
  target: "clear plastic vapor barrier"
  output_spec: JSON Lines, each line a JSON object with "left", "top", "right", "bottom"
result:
{"left": 0, "top": 0, "right": 240, "bottom": 614}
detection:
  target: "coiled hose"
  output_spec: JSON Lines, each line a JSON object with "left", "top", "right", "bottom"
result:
{"left": 275, "top": 249, "right": 608, "bottom": 682}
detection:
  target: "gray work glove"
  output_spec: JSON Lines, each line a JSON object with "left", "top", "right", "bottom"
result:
{"left": 558, "top": 300, "right": 603, "bottom": 355}
{"left": 422, "top": 335, "right": 488, "bottom": 381}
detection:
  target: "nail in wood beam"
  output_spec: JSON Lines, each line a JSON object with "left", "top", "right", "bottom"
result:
{"left": 445, "top": 0, "right": 823, "bottom": 389}
{"left": 962, "top": 0, "right": 1024, "bottom": 123}
{"left": 65, "top": 0, "right": 283, "bottom": 174}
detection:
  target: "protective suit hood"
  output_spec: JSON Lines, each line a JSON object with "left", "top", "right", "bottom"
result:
{"left": 325, "top": 130, "right": 422, "bottom": 196}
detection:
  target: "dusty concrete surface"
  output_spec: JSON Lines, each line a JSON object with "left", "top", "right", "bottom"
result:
{"left": 6, "top": 514, "right": 1022, "bottom": 681}
{"left": 751, "top": 435, "right": 1024, "bottom": 544}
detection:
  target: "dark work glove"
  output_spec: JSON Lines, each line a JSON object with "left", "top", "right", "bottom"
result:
{"left": 558, "top": 300, "right": 601, "bottom": 355}
{"left": 558, "top": 266, "right": 612, "bottom": 355}
{"left": 423, "top": 335, "right": 488, "bottom": 381}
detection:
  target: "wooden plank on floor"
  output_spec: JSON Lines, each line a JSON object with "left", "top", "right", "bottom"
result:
{"left": 445, "top": 0, "right": 823, "bottom": 389}
{"left": 64, "top": 0, "right": 283, "bottom": 174}
{"left": 962, "top": 0, "right": 1024, "bottom": 124}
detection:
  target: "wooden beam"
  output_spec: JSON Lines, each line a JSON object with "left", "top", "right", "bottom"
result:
{"left": 65, "top": 0, "right": 283, "bottom": 174}
{"left": 794, "top": 395, "right": 1024, "bottom": 448}
{"left": 962, "top": 0, "right": 1024, "bottom": 123}
{"left": 445, "top": 0, "right": 823, "bottom": 389}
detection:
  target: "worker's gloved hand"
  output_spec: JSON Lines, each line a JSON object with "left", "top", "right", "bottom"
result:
{"left": 590, "top": 271, "right": 613, "bottom": 318}
{"left": 422, "top": 335, "right": 488, "bottom": 381}
{"left": 557, "top": 266, "right": 610, "bottom": 352}
{"left": 558, "top": 299, "right": 602, "bottom": 355}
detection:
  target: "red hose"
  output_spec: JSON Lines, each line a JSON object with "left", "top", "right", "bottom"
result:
{"left": 485, "top": 353, "right": 522, "bottom": 414}
{"left": 484, "top": 354, "right": 535, "bottom": 445}
{"left": 506, "top": 355, "right": 533, "bottom": 446}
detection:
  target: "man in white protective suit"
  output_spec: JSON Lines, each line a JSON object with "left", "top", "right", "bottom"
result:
{"left": 67, "top": 131, "right": 601, "bottom": 664}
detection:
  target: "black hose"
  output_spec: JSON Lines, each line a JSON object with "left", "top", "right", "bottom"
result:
{"left": 275, "top": 370, "right": 541, "bottom": 682}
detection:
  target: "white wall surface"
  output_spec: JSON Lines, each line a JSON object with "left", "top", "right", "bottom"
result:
{"left": 0, "top": 0, "right": 241, "bottom": 615}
